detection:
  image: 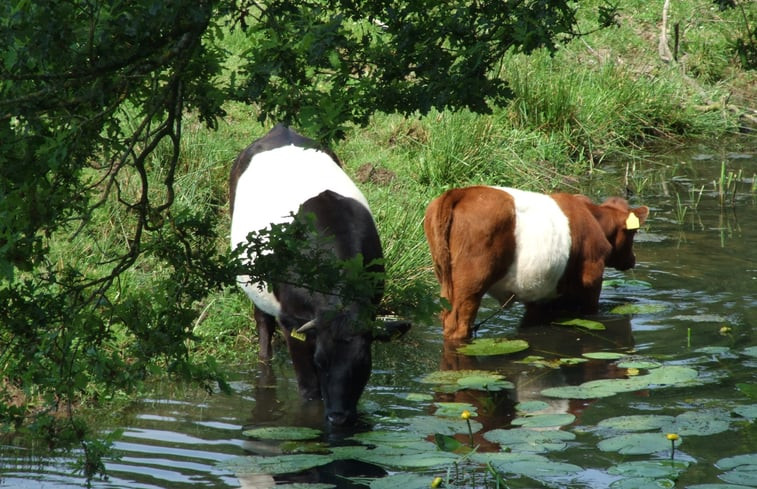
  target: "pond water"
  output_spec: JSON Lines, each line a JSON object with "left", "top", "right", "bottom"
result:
{"left": 2, "top": 138, "right": 756, "bottom": 488}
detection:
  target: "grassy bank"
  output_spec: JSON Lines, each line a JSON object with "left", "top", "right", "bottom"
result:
{"left": 187, "top": 0, "right": 754, "bottom": 363}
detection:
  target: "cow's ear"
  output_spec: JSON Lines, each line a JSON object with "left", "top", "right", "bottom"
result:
{"left": 372, "top": 318, "right": 411, "bottom": 342}
{"left": 631, "top": 206, "right": 649, "bottom": 227}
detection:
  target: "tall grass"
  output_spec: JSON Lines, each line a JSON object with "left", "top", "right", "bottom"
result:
{"left": 48, "top": 0, "right": 754, "bottom": 362}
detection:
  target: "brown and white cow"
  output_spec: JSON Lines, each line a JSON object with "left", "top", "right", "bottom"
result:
{"left": 423, "top": 186, "right": 649, "bottom": 340}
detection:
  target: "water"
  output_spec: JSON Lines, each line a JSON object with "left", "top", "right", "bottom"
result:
{"left": 2, "top": 139, "right": 756, "bottom": 488}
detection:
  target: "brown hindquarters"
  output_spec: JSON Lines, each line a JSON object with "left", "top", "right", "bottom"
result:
{"left": 424, "top": 186, "right": 517, "bottom": 341}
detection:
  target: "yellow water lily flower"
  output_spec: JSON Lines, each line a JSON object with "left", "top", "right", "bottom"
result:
{"left": 666, "top": 433, "right": 679, "bottom": 441}
{"left": 431, "top": 476, "right": 443, "bottom": 488}
{"left": 461, "top": 410, "right": 471, "bottom": 420}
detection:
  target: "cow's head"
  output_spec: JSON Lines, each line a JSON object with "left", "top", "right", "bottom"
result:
{"left": 297, "top": 312, "right": 410, "bottom": 426}
{"left": 594, "top": 197, "right": 650, "bottom": 271}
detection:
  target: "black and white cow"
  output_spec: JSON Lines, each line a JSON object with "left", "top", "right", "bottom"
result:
{"left": 229, "top": 124, "right": 404, "bottom": 425}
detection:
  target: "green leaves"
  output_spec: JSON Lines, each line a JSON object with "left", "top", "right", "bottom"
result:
{"left": 233, "top": 0, "right": 606, "bottom": 142}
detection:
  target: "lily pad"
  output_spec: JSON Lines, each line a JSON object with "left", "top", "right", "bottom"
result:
{"left": 611, "top": 303, "right": 668, "bottom": 315}
{"left": 404, "top": 392, "right": 434, "bottom": 402}
{"left": 433, "top": 402, "right": 477, "bottom": 418}
{"left": 737, "top": 383, "right": 757, "bottom": 399}
{"left": 511, "top": 412, "right": 576, "bottom": 428}
{"left": 516, "top": 400, "right": 552, "bottom": 413}
{"left": 686, "top": 485, "right": 757, "bottom": 489}
{"left": 456, "top": 337, "right": 529, "bottom": 356}
{"left": 332, "top": 443, "right": 459, "bottom": 469}
{"left": 716, "top": 454, "right": 757, "bottom": 470}
{"left": 349, "top": 430, "right": 425, "bottom": 446}
{"left": 598, "top": 414, "right": 676, "bottom": 432}
{"left": 583, "top": 351, "right": 627, "bottom": 360}
{"left": 221, "top": 453, "right": 334, "bottom": 475}
{"left": 243, "top": 426, "right": 322, "bottom": 441}
{"left": 404, "top": 415, "right": 482, "bottom": 436}
{"left": 474, "top": 452, "right": 582, "bottom": 478}
{"left": 608, "top": 459, "right": 689, "bottom": 478}
{"left": 597, "top": 432, "right": 672, "bottom": 455}
{"left": 484, "top": 427, "right": 575, "bottom": 452}
{"left": 733, "top": 404, "right": 757, "bottom": 419}
{"left": 420, "top": 370, "right": 514, "bottom": 392}
{"left": 663, "top": 409, "right": 730, "bottom": 436}
{"left": 367, "top": 473, "right": 435, "bottom": 489}
{"left": 618, "top": 360, "right": 662, "bottom": 369}
{"left": 516, "top": 355, "right": 587, "bottom": 368}
{"left": 555, "top": 318, "right": 606, "bottom": 330}
{"left": 743, "top": 346, "right": 757, "bottom": 358}
{"left": 609, "top": 477, "right": 676, "bottom": 488}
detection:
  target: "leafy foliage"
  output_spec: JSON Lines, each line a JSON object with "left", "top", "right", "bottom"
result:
{"left": 0, "top": 0, "right": 615, "bottom": 478}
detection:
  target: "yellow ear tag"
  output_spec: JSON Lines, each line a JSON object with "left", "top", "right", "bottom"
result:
{"left": 625, "top": 212, "right": 640, "bottom": 230}
{"left": 290, "top": 330, "right": 306, "bottom": 342}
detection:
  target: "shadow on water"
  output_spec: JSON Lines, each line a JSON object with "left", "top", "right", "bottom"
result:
{"left": 2, "top": 138, "right": 756, "bottom": 488}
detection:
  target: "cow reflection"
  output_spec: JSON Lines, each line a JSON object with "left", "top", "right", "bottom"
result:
{"left": 436, "top": 314, "right": 634, "bottom": 448}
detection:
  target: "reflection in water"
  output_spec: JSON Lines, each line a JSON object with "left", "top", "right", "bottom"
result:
{"left": 436, "top": 315, "right": 635, "bottom": 450}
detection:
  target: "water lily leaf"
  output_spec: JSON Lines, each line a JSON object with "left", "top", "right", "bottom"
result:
{"left": 609, "top": 477, "right": 676, "bottom": 488}
{"left": 733, "top": 404, "right": 757, "bottom": 419}
{"left": 736, "top": 383, "right": 757, "bottom": 399}
{"left": 346, "top": 447, "right": 459, "bottom": 469}
{"left": 597, "top": 433, "right": 672, "bottom": 455}
{"left": 281, "top": 484, "right": 335, "bottom": 489}
{"left": 404, "top": 392, "right": 434, "bottom": 402}
{"left": 405, "top": 415, "right": 482, "bottom": 436}
{"left": 511, "top": 413, "right": 575, "bottom": 428}
{"left": 583, "top": 351, "right": 627, "bottom": 360}
{"left": 664, "top": 409, "right": 730, "bottom": 436}
{"left": 456, "top": 374, "right": 514, "bottom": 391}
{"left": 221, "top": 453, "right": 334, "bottom": 475}
{"left": 419, "top": 370, "right": 513, "bottom": 392}
{"left": 556, "top": 318, "right": 606, "bottom": 330}
{"left": 608, "top": 459, "right": 689, "bottom": 478}
{"left": 640, "top": 365, "right": 699, "bottom": 386}
{"left": 280, "top": 440, "right": 331, "bottom": 454}
{"left": 544, "top": 365, "right": 698, "bottom": 400}
{"left": 720, "top": 466, "right": 757, "bottom": 486}
{"left": 434, "top": 433, "right": 468, "bottom": 453}
{"left": 598, "top": 415, "right": 676, "bottom": 432}
{"left": 611, "top": 303, "right": 667, "bottom": 315}
{"left": 716, "top": 454, "right": 757, "bottom": 470}
{"left": 367, "top": 473, "right": 434, "bottom": 489}
{"left": 618, "top": 360, "right": 662, "bottom": 369}
{"left": 434, "top": 402, "right": 477, "bottom": 417}
{"left": 243, "top": 426, "right": 321, "bottom": 441}
{"left": 516, "top": 400, "right": 551, "bottom": 413}
{"left": 686, "top": 484, "right": 757, "bottom": 489}
{"left": 483, "top": 427, "right": 575, "bottom": 452}
{"left": 695, "top": 346, "right": 732, "bottom": 355}
{"left": 348, "top": 430, "right": 426, "bottom": 448}
{"left": 743, "top": 346, "right": 757, "bottom": 358}
{"left": 516, "top": 355, "right": 587, "bottom": 368}
{"left": 472, "top": 451, "right": 582, "bottom": 477}
{"left": 456, "top": 338, "right": 529, "bottom": 356}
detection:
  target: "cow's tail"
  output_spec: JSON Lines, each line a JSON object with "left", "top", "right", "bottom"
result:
{"left": 424, "top": 190, "right": 459, "bottom": 301}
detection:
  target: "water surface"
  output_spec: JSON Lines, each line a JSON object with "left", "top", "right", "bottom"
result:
{"left": 2, "top": 139, "right": 755, "bottom": 488}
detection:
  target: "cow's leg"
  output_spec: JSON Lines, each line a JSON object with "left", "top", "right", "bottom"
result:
{"left": 254, "top": 307, "right": 277, "bottom": 362}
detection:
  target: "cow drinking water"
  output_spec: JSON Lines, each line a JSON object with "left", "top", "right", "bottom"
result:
{"left": 423, "top": 186, "right": 649, "bottom": 340}
{"left": 230, "top": 124, "right": 404, "bottom": 425}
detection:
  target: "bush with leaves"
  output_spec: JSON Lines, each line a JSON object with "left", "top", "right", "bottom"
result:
{"left": 0, "top": 0, "right": 616, "bottom": 478}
